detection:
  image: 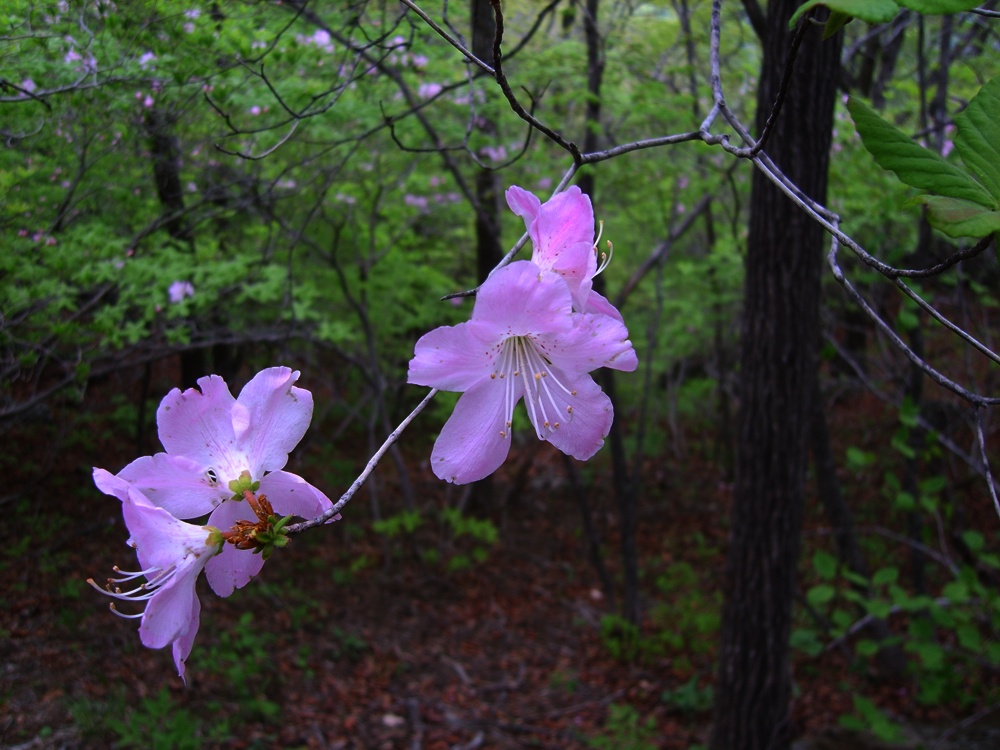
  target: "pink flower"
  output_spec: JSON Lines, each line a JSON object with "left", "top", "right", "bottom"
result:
{"left": 408, "top": 261, "right": 637, "bottom": 483}
{"left": 505, "top": 185, "right": 621, "bottom": 320}
{"left": 90, "top": 471, "right": 222, "bottom": 682}
{"left": 168, "top": 280, "right": 194, "bottom": 303}
{"left": 111, "top": 368, "right": 334, "bottom": 596}
{"left": 418, "top": 82, "right": 443, "bottom": 99}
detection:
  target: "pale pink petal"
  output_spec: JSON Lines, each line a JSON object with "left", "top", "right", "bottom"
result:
{"left": 204, "top": 500, "right": 266, "bottom": 597}
{"left": 431, "top": 376, "right": 522, "bottom": 484}
{"left": 473, "top": 262, "right": 573, "bottom": 337}
{"left": 259, "top": 470, "right": 334, "bottom": 520}
{"left": 118, "top": 453, "right": 228, "bottom": 519}
{"left": 171, "top": 595, "right": 200, "bottom": 683}
{"left": 121, "top": 494, "right": 216, "bottom": 572}
{"left": 235, "top": 367, "right": 313, "bottom": 474}
{"left": 528, "top": 372, "right": 612, "bottom": 461}
{"left": 156, "top": 375, "right": 240, "bottom": 474}
{"left": 408, "top": 323, "right": 490, "bottom": 390}
{"left": 583, "top": 290, "right": 624, "bottom": 323}
{"left": 139, "top": 574, "right": 198, "bottom": 650}
{"left": 529, "top": 187, "right": 594, "bottom": 266}
{"left": 505, "top": 185, "right": 541, "bottom": 225}
{"left": 544, "top": 313, "right": 638, "bottom": 376}
{"left": 93, "top": 467, "right": 129, "bottom": 499}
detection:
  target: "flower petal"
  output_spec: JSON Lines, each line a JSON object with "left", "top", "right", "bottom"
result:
{"left": 431, "top": 376, "right": 522, "bottom": 484}
{"left": 235, "top": 367, "right": 313, "bottom": 475}
{"left": 408, "top": 322, "right": 491, "bottom": 391}
{"left": 582, "top": 289, "right": 625, "bottom": 324}
{"left": 204, "top": 500, "right": 266, "bottom": 597}
{"left": 121, "top": 494, "right": 216, "bottom": 573}
{"left": 259, "top": 470, "right": 334, "bottom": 520}
{"left": 139, "top": 573, "right": 198, "bottom": 651}
{"left": 117, "top": 453, "right": 228, "bottom": 520}
{"left": 529, "top": 187, "right": 595, "bottom": 267}
{"left": 171, "top": 595, "right": 200, "bottom": 684}
{"left": 541, "top": 312, "right": 638, "bottom": 376}
{"left": 472, "top": 262, "right": 574, "bottom": 337}
{"left": 156, "top": 375, "right": 242, "bottom": 476}
{"left": 505, "top": 185, "right": 541, "bottom": 225}
{"left": 528, "top": 372, "right": 613, "bottom": 461}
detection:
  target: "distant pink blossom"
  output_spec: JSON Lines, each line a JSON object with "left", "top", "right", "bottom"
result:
{"left": 20, "top": 79, "right": 36, "bottom": 94}
{"left": 481, "top": 145, "right": 507, "bottom": 162}
{"left": 408, "top": 261, "right": 637, "bottom": 483}
{"left": 249, "top": 105, "right": 261, "bottom": 116}
{"left": 138, "top": 51, "right": 157, "bottom": 69}
{"left": 168, "top": 280, "right": 195, "bottom": 302}
{"left": 418, "top": 82, "right": 443, "bottom": 99}
{"left": 404, "top": 194, "right": 429, "bottom": 209}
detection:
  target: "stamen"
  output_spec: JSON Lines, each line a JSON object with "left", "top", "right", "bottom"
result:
{"left": 595, "top": 237, "right": 614, "bottom": 276}
{"left": 109, "top": 603, "right": 144, "bottom": 620}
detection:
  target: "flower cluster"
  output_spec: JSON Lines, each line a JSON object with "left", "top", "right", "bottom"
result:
{"left": 90, "top": 186, "right": 636, "bottom": 682}
{"left": 90, "top": 367, "right": 334, "bottom": 680}
{"left": 408, "top": 186, "right": 637, "bottom": 484}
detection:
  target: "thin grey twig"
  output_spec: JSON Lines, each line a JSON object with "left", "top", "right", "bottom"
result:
{"left": 286, "top": 388, "right": 439, "bottom": 534}
{"left": 975, "top": 408, "right": 1000, "bottom": 521}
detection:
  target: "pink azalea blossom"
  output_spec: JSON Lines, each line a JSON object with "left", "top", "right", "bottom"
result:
{"left": 168, "top": 280, "right": 194, "bottom": 303}
{"left": 112, "top": 367, "right": 334, "bottom": 596}
{"left": 504, "top": 185, "right": 621, "bottom": 320}
{"left": 408, "top": 261, "right": 637, "bottom": 483}
{"left": 90, "top": 470, "right": 222, "bottom": 682}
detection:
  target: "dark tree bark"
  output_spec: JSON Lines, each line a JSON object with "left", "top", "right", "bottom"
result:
{"left": 709, "top": 4, "right": 842, "bottom": 749}
{"left": 466, "top": 0, "right": 504, "bottom": 516}
{"left": 577, "top": 0, "right": 641, "bottom": 627}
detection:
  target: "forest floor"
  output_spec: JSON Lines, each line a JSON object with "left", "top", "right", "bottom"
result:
{"left": 1, "top": 373, "right": 998, "bottom": 749}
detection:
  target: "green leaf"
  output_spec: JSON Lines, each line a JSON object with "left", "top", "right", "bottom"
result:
{"left": 957, "top": 623, "right": 981, "bottom": 651}
{"left": 808, "top": 584, "right": 836, "bottom": 607}
{"left": 872, "top": 567, "right": 898, "bottom": 586}
{"left": 791, "top": 628, "right": 824, "bottom": 657}
{"left": 944, "top": 580, "right": 969, "bottom": 602}
{"left": 856, "top": 638, "right": 879, "bottom": 657}
{"left": 916, "top": 195, "right": 1000, "bottom": 238}
{"left": 955, "top": 77, "right": 1000, "bottom": 201}
{"left": 790, "top": 0, "right": 898, "bottom": 27}
{"left": 848, "top": 97, "right": 995, "bottom": 207}
{"left": 823, "top": 10, "right": 854, "bottom": 38}
{"left": 962, "top": 530, "right": 985, "bottom": 552}
{"left": 865, "top": 599, "right": 892, "bottom": 619}
{"left": 814, "top": 550, "right": 838, "bottom": 580}
{"left": 897, "top": 0, "right": 982, "bottom": 11}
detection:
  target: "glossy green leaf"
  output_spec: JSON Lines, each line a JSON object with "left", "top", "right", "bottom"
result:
{"left": 917, "top": 196, "right": 1000, "bottom": 238}
{"left": 848, "top": 97, "right": 995, "bottom": 207}
{"left": 789, "top": 0, "right": 897, "bottom": 28}
{"left": 898, "top": 0, "right": 982, "bottom": 12}
{"left": 954, "top": 76, "right": 1000, "bottom": 202}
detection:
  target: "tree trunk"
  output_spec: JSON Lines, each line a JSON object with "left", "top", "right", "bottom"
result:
{"left": 709, "top": 4, "right": 842, "bottom": 748}
{"left": 466, "top": 0, "right": 503, "bottom": 516}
